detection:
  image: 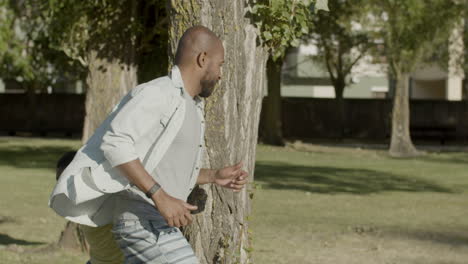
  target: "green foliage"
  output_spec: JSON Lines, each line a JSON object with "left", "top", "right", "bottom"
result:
{"left": 371, "top": 0, "right": 464, "bottom": 75}
{"left": 0, "top": 0, "right": 84, "bottom": 91}
{"left": 309, "top": 0, "right": 374, "bottom": 92}
{"left": 45, "top": 0, "right": 136, "bottom": 65}
{"left": 44, "top": 0, "right": 168, "bottom": 82}
{"left": 0, "top": 0, "right": 169, "bottom": 90}
{"left": 250, "top": 0, "right": 328, "bottom": 61}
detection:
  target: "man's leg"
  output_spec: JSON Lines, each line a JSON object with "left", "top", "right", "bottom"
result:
{"left": 112, "top": 219, "right": 199, "bottom": 264}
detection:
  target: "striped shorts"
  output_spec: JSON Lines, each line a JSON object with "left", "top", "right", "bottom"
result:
{"left": 111, "top": 219, "right": 199, "bottom": 264}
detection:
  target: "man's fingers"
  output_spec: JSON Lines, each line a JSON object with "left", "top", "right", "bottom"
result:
{"left": 173, "top": 217, "right": 181, "bottom": 228}
{"left": 167, "top": 217, "right": 175, "bottom": 227}
{"left": 239, "top": 170, "right": 248, "bottom": 178}
{"left": 233, "top": 162, "right": 243, "bottom": 171}
{"left": 235, "top": 178, "right": 248, "bottom": 185}
{"left": 179, "top": 215, "right": 188, "bottom": 227}
{"left": 229, "top": 183, "right": 245, "bottom": 190}
{"left": 232, "top": 167, "right": 245, "bottom": 179}
{"left": 185, "top": 212, "right": 193, "bottom": 224}
{"left": 184, "top": 202, "right": 198, "bottom": 211}
{"left": 232, "top": 170, "right": 248, "bottom": 181}
{"left": 230, "top": 177, "right": 247, "bottom": 187}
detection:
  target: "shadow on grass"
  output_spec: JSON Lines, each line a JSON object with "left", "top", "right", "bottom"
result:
{"left": 416, "top": 152, "right": 468, "bottom": 166}
{"left": 402, "top": 229, "right": 468, "bottom": 247}
{"left": 0, "top": 216, "right": 15, "bottom": 224}
{"left": 0, "top": 233, "right": 44, "bottom": 246}
{"left": 379, "top": 228, "right": 468, "bottom": 248}
{"left": 0, "top": 145, "right": 76, "bottom": 169}
{"left": 254, "top": 162, "right": 454, "bottom": 194}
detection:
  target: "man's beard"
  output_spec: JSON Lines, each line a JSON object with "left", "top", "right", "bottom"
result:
{"left": 199, "top": 79, "right": 218, "bottom": 98}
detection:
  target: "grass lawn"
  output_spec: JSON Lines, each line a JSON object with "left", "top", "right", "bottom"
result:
{"left": 0, "top": 137, "right": 86, "bottom": 264}
{"left": 251, "top": 143, "right": 468, "bottom": 264}
{"left": 0, "top": 138, "right": 468, "bottom": 264}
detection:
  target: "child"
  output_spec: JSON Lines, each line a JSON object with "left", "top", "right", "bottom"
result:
{"left": 56, "top": 151, "right": 124, "bottom": 264}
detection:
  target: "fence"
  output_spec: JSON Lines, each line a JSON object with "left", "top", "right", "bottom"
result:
{"left": 0, "top": 94, "right": 85, "bottom": 136}
{"left": 2, "top": 94, "right": 468, "bottom": 143}
{"left": 267, "top": 98, "right": 468, "bottom": 144}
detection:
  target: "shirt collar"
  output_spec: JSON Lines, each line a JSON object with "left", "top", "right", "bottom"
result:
{"left": 170, "top": 65, "right": 185, "bottom": 92}
{"left": 170, "top": 65, "right": 203, "bottom": 106}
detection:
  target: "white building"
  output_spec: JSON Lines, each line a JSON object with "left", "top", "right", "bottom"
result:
{"left": 281, "top": 21, "right": 465, "bottom": 101}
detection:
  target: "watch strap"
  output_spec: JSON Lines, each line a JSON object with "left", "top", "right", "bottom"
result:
{"left": 145, "top": 183, "right": 161, "bottom": 198}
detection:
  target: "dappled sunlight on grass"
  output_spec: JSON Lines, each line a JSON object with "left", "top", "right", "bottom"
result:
{"left": 255, "top": 161, "right": 455, "bottom": 194}
{"left": 251, "top": 144, "right": 468, "bottom": 264}
{"left": 0, "top": 138, "right": 86, "bottom": 264}
{"left": 1, "top": 139, "right": 468, "bottom": 263}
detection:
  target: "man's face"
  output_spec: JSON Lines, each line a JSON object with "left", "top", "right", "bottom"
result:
{"left": 199, "top": 44, "right": 224, "bottom": 98}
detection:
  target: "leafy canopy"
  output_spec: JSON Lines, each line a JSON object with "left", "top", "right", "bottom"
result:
{"left": 250, "top": 0, "right": 329, "bottom": 61}
{"left": 309, "top": 0, "right": 374, "bottom": 86}
{"left": 372, "top": 0, "right": 464, "bottom": 75}
{"left": 0, "top": 0, "right": 84, "bottom": 90}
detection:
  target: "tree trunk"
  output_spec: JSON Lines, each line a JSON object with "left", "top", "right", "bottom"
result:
{"left": 82, "top": 50, "right": 138, "bottom": 140}
{"left": 334, "top": 76, "right": 346, "bottom": 139}
{"left": 168, "top": 1, "right": 267, "bottom": 263}
{"left": 58, "top": 0, "right": 138, "bottom": 252}
{"left": 389, "top": 72, "right": 419, "bottom": 157}
{"left": 57, "top": 222, "right": 88, "bottom": 252}
{"left": 262, "top": 56, "right": 285, "bottom": 146}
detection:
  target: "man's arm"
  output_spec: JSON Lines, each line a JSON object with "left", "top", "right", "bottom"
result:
{"left": 197, "top": 163, "right": 248, "bottom": 192}
{"left": 116, "top": 159, "right": 197, "bottom": 227}
{"left": 99, "top": 85, "right": 197, "bottom": 228}
{"left": 197, "top": 169, "right": 216, "bottom": 184}
{"left": 116, "top": 159, "right": 160, "bottom": 195}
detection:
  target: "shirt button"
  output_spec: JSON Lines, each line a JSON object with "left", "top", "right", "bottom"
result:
{"left": 196, "top": 167, "right": 199, "bottom": 170}
{"left": 199, "top": 144, "right": 202, "bottom": 147}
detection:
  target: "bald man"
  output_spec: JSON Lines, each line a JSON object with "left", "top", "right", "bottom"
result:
{"left": 49, "top": 26, "right": 248, "bottom": 264}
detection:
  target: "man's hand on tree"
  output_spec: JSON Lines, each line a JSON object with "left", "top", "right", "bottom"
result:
{"left": 151, "top": 188, "right": 198, "bottom": 228}
{"left": 214, "top": 162, "right": 248, "bottom": 192}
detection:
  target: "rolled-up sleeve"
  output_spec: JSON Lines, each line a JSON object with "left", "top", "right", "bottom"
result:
{"left": 100, "top": 85, "right": 165, "bottom": 167}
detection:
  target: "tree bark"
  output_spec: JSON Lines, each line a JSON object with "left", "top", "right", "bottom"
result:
{"left": 389, "top": 72, "right": 419, "bottom": 157}
{"left": 57, "top": 222, "right": 88, "bottom": 252}
{"left": 262, "top": 56, "right": 285, "bottom": 146}
{"left": 167, "top": 1, "right": 267, "bottom": 263}
{"left": 82, "top": 50, "right": 138, "bottom": 140}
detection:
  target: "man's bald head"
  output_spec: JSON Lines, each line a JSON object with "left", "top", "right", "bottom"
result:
{"left": 175, "top": 26, "right": 223, "bottom": 66}
{"left": 174, "top": 26, "right": 224, "bottom": 98}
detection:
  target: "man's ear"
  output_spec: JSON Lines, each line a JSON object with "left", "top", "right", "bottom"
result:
{"left": 196, "top": 52, "right": 207, "bottom": 68}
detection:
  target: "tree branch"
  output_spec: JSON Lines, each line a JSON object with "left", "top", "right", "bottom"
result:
{"left": 344, "top": 52, "right": 365, "bottom": 75}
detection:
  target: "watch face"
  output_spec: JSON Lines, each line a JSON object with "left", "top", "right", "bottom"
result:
{"left": 146, "top": 183, "right": 160, "bottom": 198}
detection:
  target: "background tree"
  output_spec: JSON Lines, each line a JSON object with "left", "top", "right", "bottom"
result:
{"left": 309, "top": 0, "right": 374, "bottom": 137}
{"left": 426, "top": 3, "right": 466, "bottom": 100}
{"left": 0, "top": 0, "right": 85, "bottom": 136}
{"left": 371, "top": 0, "right": 463, "bottom": 157}
{"left": 43, "top": 0, "right": 168, "bottom": 250}
{"left": 43, "top": 0, "right": 267, "bottom": 262}
{"left": 45, "top": 0, "right": 168, "bottom": 139}
{"left": 251, "top": 0, "right": 327, "bottom": 146}
{"left": 167, "top": 1, "right": 267, "bottom": 263}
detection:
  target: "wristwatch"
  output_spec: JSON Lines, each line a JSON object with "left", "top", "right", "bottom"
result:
{"left": 145, "top": 183, "right": 161, "bottom": 198}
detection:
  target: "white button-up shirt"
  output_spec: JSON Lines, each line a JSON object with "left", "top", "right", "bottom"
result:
{"left": 49, "top": 66, "right": 206, "bottom": 227}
